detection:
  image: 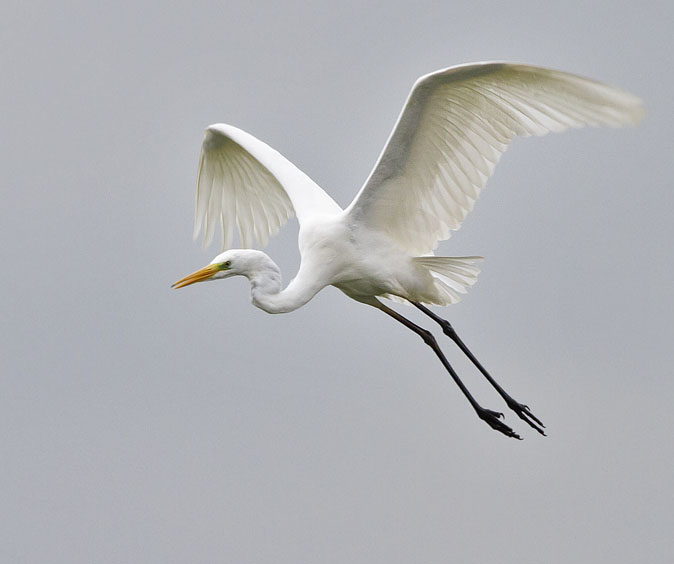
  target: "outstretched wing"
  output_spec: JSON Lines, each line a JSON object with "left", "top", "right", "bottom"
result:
{"left": 346, "top": 62, "right": 645, "bottom": 255}
{"left": 194, "top": 124, "right": 342, "bottom": 250}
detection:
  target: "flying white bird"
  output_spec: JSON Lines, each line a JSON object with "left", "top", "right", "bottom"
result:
{"left": 173, "top": 62, "right": 643, "bottom": 439}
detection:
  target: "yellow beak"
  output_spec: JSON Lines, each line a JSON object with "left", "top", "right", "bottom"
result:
{"left": 172, "top": 264, "right": 221, "bottom": 289}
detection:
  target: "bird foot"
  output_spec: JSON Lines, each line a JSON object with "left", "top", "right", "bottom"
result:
{"left": 476, "top": 407, "right": 522, "bottom": 440}
{"left": 504, "top": 398, "right": 546, "bottom": 436}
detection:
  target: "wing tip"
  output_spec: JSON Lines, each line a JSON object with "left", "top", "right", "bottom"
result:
{"left": 624, "top": 100, "right": 646, "bottom": 126}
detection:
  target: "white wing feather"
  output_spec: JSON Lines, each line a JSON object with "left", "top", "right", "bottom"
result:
{"left": 194, "top": 124, "right": 342, "bottom": 250}
{"left": 346, "top": 62, "right": 645, "bottom": 255}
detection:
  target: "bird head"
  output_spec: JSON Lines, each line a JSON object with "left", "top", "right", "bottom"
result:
{"left": 172, "top": 249, "right": 277, "bottom": 289}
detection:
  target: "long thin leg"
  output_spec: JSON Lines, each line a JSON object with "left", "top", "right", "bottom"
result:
{"left": 376, "top": 302, "right": 522, "bottom": 439}
{"left": 413, "top": 302, "right": 546, "bottom": 435}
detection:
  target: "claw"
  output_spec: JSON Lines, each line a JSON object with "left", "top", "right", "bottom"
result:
{"left": 505, "top": 399, "right": 546, "bottom": 436}
{"left": 476, "top": 407, "right": 522, "bottom": 440}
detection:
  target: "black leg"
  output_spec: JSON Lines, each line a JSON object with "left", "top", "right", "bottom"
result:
{"left": 413, "top": 302, "right": 546, "bottom": 436}
{"left": 376, "top": 301, "right": 522, "bottom": 439}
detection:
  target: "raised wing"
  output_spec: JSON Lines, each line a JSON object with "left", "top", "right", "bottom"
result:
{"left": 194, "top": 124, "right": 342, "bottom": 250}
{"left": 346, "top": 62, "right": 645, "bottom": 255}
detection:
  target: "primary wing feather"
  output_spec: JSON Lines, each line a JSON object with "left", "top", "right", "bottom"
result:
{"left": 194, "top": 124, "right": 341, "bottom": 250}
{"left": 347, "top": 62, "right": 644, "bottom": 255}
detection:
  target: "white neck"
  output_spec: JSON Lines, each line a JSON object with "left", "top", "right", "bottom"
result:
{"left": 247, "top": 255, "right": 319, "bottom": 314}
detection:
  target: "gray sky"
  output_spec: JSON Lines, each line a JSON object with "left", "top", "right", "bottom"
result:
{"left": 2, "top": 1, "right": 673, "bottom": 563}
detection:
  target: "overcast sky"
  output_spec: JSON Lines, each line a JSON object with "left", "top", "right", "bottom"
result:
{"left": 1, "top": 1, "right": 673, "bottom": 563}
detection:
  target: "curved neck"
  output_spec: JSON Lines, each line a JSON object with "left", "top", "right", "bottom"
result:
{"left": 247, "top": 256, "right": 319, "bottom": 314}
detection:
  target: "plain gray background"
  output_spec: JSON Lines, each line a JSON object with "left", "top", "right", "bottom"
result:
{"left": 2, "top": 1, "right": 672, "bottom": 563}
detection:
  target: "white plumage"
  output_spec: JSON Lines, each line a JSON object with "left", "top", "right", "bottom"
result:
{"left": 193, "top": 62, "right": 643, "bottom": 258}
{"left": 195, "top": 124, "right": 341, "bottom": 250}
{"left": 175, "top": 62, "right": 643, "bottom": 438}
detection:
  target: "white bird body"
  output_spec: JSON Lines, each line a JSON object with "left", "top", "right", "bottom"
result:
{"left": 174, "top": 62, "right": 643, "bottom": 438}
{"left": 295, "top": 213, "right": 408, "bottom": 303}
{"left": 204, "top": 210, "right": 481, "bottom": 312}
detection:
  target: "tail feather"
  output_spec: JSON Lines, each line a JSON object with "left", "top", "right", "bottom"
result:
{"left": 414, "top": 255, "right": 483, "bottom": 305}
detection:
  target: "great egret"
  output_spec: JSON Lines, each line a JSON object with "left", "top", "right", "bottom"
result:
{"left": 173, "top": 62, "right": 643, "bottom": 439}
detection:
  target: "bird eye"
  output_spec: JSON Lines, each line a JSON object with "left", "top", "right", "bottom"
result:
{"left": 222, "top": 260, "right": 231, "bottom": 269}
